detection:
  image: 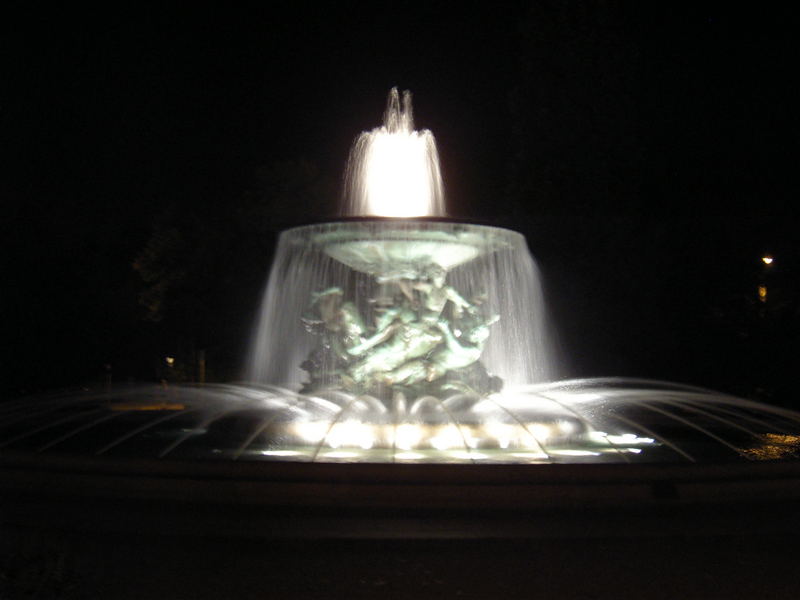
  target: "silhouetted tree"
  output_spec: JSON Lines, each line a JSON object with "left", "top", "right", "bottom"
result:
{"left": 133, "top": 159, "right": 334, "bottom": 380}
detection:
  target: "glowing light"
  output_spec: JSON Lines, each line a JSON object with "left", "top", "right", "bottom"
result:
{"left": 360, "top": 133, "right": 439, "bottom": 217}
{"left": 762, "top": 255, "right": 774, "bottom": 265}
{"left": 395, "top": 451, "right": 426, "bottom": 460}
{"left": 529, "top": 423, "right": 552, "bottom": 443}
{"left": 589, "top": 431, "right": 655, "bottom": 446}
{"left": 293, "top": 421, "right": 328, "bottom": 444}
{"left": 758, "top": 285, "right": 768, "bottom": 303}
{"left": 394, "top": 423, "right": 422, "bottom": 450}
{"left": 322, "top": 450, "right": 361, "bottom": 459}
{"left": 557, "top": 420, "right": 575, "bottom": 434}
{"left": 165, "top": 356, "right": 175, "bottom": 366}
{"left": 484, "top": 422, "right": 514, "bottom": 449}
{"left": 451, "top": 450, "right": 487, "bottom": 460}
{"left": 606, "top": 433, "right": 655, "bottom": 445}
{"left": 520, "top": 434, "right": 544, "bottom": 450}
{"left": 510, "top": 451, "right": 549, "bottom": 460}
{"left": 472, "top": 399, "right": 499, "bottom": 414}
{"left": 279, "top": 414, "right": 659, "bottom": 460}
{"left": 549, "top": 449, "right": 601, "bottom": 457}
{"left": 430, "top": 425, "right": 464, "bottom": 451}
{"left": 344, "top": 88, "right": 445, "bottom": 217}
{"left": 327, "top": 421, "right": 375, "bottom": 450}
{"left": 260, "top": 450, "right": 302, "bottom": 457}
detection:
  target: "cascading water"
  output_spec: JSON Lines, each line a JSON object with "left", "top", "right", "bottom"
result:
{"left": 246, "top": 221, "right": 554, "bottom": 391}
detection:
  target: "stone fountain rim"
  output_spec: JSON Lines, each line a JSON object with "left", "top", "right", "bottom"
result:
{"left": 280, "top": 216, "right": 529, "bottom": 237}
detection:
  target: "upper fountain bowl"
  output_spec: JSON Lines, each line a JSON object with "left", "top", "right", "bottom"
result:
{"left": 292, "top": 219, "right": 520, "bottom": 276}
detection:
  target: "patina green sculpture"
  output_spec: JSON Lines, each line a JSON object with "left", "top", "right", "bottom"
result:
{"left": 300, "top": 263, "right": 502, "bottom": 401}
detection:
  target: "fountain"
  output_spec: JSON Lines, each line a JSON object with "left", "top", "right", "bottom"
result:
{"left": 3, "top": 89, "right": 800, "bottom": 466}
{"left": 246, "top": 88, "right": 556, "bottom": 394}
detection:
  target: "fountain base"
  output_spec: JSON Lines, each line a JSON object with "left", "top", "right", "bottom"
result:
{"left": 4, "top": 379, "right": 798, "bottom": 464}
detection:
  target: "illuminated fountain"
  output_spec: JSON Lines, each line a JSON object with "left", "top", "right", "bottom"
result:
{"left": 242, "top": 88, "right": 568, "bottom": 461}
{"left": 233, "top": 88, "right": 800, "bottom": 463}
{"left": 3, "top": 89, "right": 800, "bottom": 465}
{"left": 249, "top": 90, "right": 553, "bottom": 394}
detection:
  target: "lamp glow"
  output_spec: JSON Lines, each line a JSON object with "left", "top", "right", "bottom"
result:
{"left": 360, "top": 132, "right": 439, "bottom": 216}
{"left": 430, "top": 425, "right": 463, "bottom": 451}
{"left": 394, "top": 424, "right": 422, "bottom": 450}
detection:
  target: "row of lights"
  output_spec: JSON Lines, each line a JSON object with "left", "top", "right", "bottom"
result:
{"left": 285, "top": 420, "right": 654, "bottom": 455}
{"left": 290, "top": 420, "right": 563, "bottom": 452}
{"left": 759, "top": 254, "right": 774, "bottom": 304}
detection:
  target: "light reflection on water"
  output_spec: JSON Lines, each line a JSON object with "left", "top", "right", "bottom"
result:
{"left": 3, "top": 378, "right": 800, "bottom": 465}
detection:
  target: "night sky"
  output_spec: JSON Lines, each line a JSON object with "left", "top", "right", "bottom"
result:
{"left": 3, "top": 3, "right": 798, "bottom": 402}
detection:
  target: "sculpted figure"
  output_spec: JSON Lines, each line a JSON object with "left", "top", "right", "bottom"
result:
{"left": 379, "top": 314, "right": 498, "bottom": 387}
{"left": 301, "top": 263, "right": 501, "bottom": 398}
{"left": 426, "top": 315, "right": 498, "bottom": 380}
{"left": 301, "top": 287, "right": 367, "bottom": 366}
{"left": 346, "top": 306, "right": 442, "bottom": 386}
{"left": 399, "top": 264, "right": 473, "bottom": 323}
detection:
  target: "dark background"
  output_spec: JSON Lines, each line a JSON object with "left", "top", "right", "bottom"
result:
{"left": 3, "top": 2, "right": 797, "bottom": 404}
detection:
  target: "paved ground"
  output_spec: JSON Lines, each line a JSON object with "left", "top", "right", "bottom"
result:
{"left": 3, "top": 513, "right": 800, "bottom": 599}
{"left": 3, "top": 457, "right": 800, "bottom": 598}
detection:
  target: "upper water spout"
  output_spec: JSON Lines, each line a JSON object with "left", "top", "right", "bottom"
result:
{"left": 384, "top": 87, "right": 413, "bottom": 133}
{"left": 342, "top": 88, "right": 446, "bottom": 218}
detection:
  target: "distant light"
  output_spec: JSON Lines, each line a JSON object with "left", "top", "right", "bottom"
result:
{"left": 761, "top": 255, "right": 774, "bottom": 265}
{"left": 165, "top": 356, "right": 175, "bottom": 366}
{"left": 758, "top": 285, "right": 768, "bottom": 303}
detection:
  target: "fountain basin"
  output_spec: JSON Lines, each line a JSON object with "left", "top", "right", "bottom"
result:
{"left": 3, "top": 379, "right": 799, "bottom": 465}
{"left": 303, "top": 220, "right": 518, "bottom": 276}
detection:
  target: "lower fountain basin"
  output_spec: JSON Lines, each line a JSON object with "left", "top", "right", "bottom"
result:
{"left": 3, "top": 379, "right": 799, "bottom": 465}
